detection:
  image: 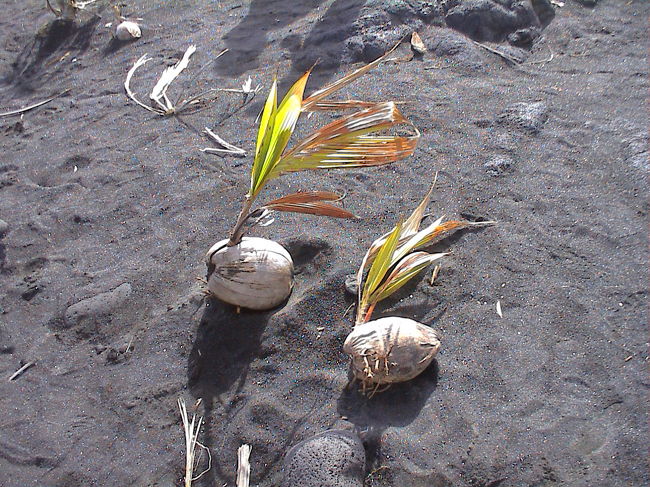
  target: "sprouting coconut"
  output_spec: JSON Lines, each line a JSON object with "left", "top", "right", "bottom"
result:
{"left": 344, "top": 178, "right": 494, "bottom": 395}
{"left": 206, "top": 44, "right": 420, "bottom": 311}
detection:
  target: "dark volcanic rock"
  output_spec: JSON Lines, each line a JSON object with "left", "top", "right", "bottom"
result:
{"left": 444, "top": 0, "right": 554, "bottom": 45}
{"left": 426, "top": 27, "right": 487, "bottom": 69}
{"left": 496, "top": 101, "right": 549, "bottom": 134}
{"left": 281, "top": 430, "right": 365, "bottom": 487}
{"left": 484, "top": 154, "right": 516, "bottom": 175}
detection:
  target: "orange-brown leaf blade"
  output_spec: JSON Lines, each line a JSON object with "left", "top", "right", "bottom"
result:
{"left": 302, "top": 42, "right": 402, "bottom": 112}
{"left": 265, "top": 191, "right": 341, "bottom": 205}
{"left": 263, "top": 201, "right": 356, "bottom": 219}
{"left": 271, "top": 102, "right": 419, "bottom": 176}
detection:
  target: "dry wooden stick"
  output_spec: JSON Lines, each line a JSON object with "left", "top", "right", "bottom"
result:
{"left": 472, "top": 40, "right": 521, "bottom": 65}
{"left": 236, "top": 444, "right": 252, "bottom": 487}
{"left": 0, "top": 90, "right": 70, "bottom": 117}
{"left": 201, "top": 127, "right": 246, "bottom": 157}
{"left": 8, "top": 362, "right": 35, "bottom": 381}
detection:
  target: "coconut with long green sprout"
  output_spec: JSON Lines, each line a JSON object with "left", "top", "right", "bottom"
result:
{"left": 344, "top": 180, "right": 494, "bottom": 394}
{"left": 206, "top": 48, "right": 420, "bottom": 311}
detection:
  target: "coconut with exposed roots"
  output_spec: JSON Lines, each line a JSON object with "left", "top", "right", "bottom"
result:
{"left": 204, "top": 43, "right": 420, "bottom": 311}
{"left": 344, "top": 317, "right": 441, "bottom": 387}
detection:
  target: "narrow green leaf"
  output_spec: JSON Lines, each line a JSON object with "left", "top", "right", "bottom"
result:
{"left": 371, "top": 252, "right": 447, "bottom": 302}
{"left": 251, "top": 80, "right": 277, "bottom": 195}
{"left": 362, "top": 220, "right": 402, "bottom": 300}
{"left": 251, "top": 70, "right": 311, "bottom": 197}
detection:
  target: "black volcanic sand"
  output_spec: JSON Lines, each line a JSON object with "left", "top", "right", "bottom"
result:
{"left": 0, "top": 1, "right": 647, "bottom": 486}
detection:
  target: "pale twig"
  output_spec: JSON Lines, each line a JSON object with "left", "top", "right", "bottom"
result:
{"left": 178, "top": 398, "right": 211, "bottom": 487}
{"left": 429, "top": 264, "right": 441, "bottom": 285}
{"left": 201, "top": 127, "right": 246, "bottom": 156}
{"left": 524, "top": 44, "right": 555, "bottom": 65}
{"left": 124, "top": 54, "right": 160, "bottom": 114}
{"left": 8, "top": 362, "right": 35, "bottom": 381}
{"left": 236, "top": 444, "right": 252, "bottom": 487}
{"left": 0, "top": 90, "right": 70, "bottom": 117}
{"left": 472, "top": 41, "right": 521, "bottom": 65}
{"left": 125, "top": 48, "right": 228, "bottom": 116}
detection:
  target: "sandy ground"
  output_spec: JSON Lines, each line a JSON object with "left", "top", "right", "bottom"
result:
{"left": 0, "top": 1, "right": 647, "bottom": 486}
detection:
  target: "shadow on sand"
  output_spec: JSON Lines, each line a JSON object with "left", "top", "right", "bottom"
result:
{"left": 338, "top": 360, "right": 440, "bottom": 470}
{"left": 5, "top": 16, "right": 101, "bottom": 91}
{"left": 215, "top": 0, "right": 365, "bottom": 91}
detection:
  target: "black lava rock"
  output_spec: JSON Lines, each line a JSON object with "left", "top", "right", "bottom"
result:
{"left": 281, "top": 430, "right": 366, "bottom": 487}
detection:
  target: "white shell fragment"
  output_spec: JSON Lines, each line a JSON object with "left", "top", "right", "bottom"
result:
{"left": 115, "top": 20, "right": 141, "bottom": 41}
{"left": 410, "top": 32, "right": 427, "bottom": 55}
{"left": 206, "top": 237, "right": 294, "bottom": 310}
{"left": 344, "top": 317, "right": 440, "bottom": 388}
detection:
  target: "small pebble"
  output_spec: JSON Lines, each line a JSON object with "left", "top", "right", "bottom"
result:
{"left": 344, "top": 274, "right": 358, "bottom": 296}
{"left": 484, "top": 154, "right": 515, "bottom": 176}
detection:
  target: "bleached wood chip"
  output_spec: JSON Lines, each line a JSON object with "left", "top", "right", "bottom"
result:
{"left": 201, "top": 127, "right": 246, "bottom": 156}
{"left": 411, "top": 32, "right": 427, "bottom": 54}
{"left": 150, "top": 45, "right": 197, "bottom": 112}
{"left": 237, "top": 444, "right": 252, "bottom": 487}
{"left": 0, "top": 90, "right": 69, "bottom": 117}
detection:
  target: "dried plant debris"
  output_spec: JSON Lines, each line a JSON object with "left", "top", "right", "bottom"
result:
{"left": 201, "top": 127, "right": 246, "bottom": 157}
{"left": 410, "top": 32, "right": 427, "bottom": 55}
{"left": 345, "top": 178, "right": 494, "bottom": 394}
{"left": 205, "top": 43, "right": 420, "bottom": 311}
{"left": 47, "top": 0, "right": 97, "bottom": 21}
{"left": 0, "top": 89, "right": 69, "bottom": 117}
{"left": 220, "top": 76, "right": 262, "bottom": 105}
{"left": 178, "top": 398, "right": 211, "bottom": 487}
{"left": 125, "top": 46, "right": 227, "bottom": 116}
{"left": 236, "top": 444, "right": 252, "bottom": 487}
